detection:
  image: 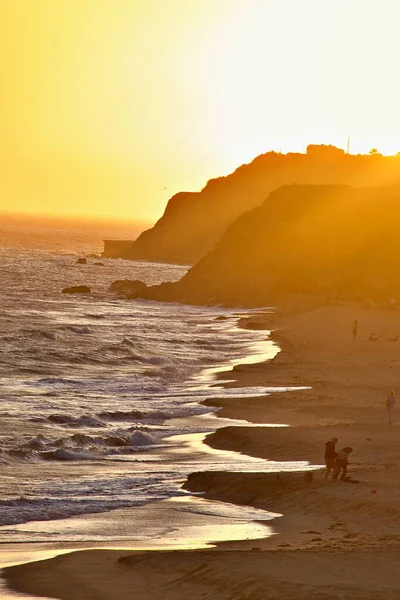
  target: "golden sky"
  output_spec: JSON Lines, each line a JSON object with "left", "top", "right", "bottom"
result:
{"left": 1, "top": 0, "right": 400, "bottom": 223}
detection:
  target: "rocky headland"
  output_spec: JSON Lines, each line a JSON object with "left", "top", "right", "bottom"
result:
{"left": 116, "top": 146, "right": 400, "bottom": 265}
{"left": 114, "top": 183, "right": 400, "bottom": 308}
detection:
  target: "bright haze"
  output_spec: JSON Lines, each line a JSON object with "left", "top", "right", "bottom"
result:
{"left": 1, "top": 0, "right": 399, "bottom": 223}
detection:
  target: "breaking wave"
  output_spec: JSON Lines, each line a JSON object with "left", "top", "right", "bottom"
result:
{"left": 39, "top": 414, "right": 106, "bottom": 428}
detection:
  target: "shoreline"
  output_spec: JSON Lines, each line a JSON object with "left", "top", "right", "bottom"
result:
{"left": 5, "top": 302, "right": 400, "bottom": 598}
{"left": 0, "top": 310, "right": 285, "bottom": 595}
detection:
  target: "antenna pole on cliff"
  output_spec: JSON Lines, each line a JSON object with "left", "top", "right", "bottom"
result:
{"left": 346, "top": 136, "right": 351, "bottom": 154}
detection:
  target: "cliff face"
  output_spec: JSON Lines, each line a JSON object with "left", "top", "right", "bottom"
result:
{"left": 128, "top": 147, "right": 400, "bottom": 265}
{"left": 141, "top": 184, "right": 400, "bottom": 306}
{"left": 127, "top": 192, "right": 205, "bottom": 264}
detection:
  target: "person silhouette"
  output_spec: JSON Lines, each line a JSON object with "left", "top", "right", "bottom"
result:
{"left": 324, "top": 437, "right": 338, "bottom": 481}
{"left": 386, "top": 390, "right": 395, "bottom": 424}
{"left": 352, "top": 320, "right": 358, "bottom": 343}
{"left": 333, "top": 447, "right": 353, "bottom": 481}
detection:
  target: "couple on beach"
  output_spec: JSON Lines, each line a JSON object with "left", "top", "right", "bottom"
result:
{"left": 324, "top": 438, "right": 352, "bottom": 481}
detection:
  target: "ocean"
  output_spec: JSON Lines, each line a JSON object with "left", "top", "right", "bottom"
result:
{"left": 0, "top": 218, "right": 311, "bottom": 563}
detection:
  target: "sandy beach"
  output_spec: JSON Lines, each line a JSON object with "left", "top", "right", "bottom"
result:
{"left": 3, "top": 0, "right": 400, "bottom": 596}
{"left": 5, "top": 302, "right": 400, "bottom": 599}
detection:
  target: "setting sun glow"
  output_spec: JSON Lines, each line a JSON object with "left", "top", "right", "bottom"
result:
{"left": 1, "top": 0, "right": 400, "bottom": 222}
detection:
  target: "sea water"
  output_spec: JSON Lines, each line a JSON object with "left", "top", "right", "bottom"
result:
{"left": 0, "top": 218, "right": 311, "bottom": 558}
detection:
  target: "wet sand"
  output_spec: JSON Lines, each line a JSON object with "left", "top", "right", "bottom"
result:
{"left": 5, "top": 302, "right": 400, "bottom": 599}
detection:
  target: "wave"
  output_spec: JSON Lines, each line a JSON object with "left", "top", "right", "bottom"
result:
{"left": 3, "top": 448, "right": 37, "bottom": 461}
{"left": 25, "top": 329, "right": 58, "bottom": 341}
{"left": 100, "top": 338, "right": 152, "bottom": 363}
{"left": 129, "top": 431, "right": 158, "bottom": 446}
{"left": 40, "top": 448, "right": 98, "bottom": 461}
{"left": 18, "top": 367, "right": 48, "bottom": 374}
{"left": 97, "top": 409, "right": 169, "bottom": 422}
{"left": 55, "top": 433, "right": 131, "bottom": 448}
{"left": 8, "top": 330, "right": 191, "bottom": 375}
{"left": 0, "top": 496, "right": 142, "bottom": 526}
{"left": 98, "top": 337, "right": 177, "bottom": 370}
{"left": 21, "top": 435, "right": 48, "bottom": 450}
{"left": 147, "top": 356, "right": 167, "bottom": 365}
{"left": 97, "top": 409, "right": 145, "bottom": 421}
{"left": 0, "top": 430, "right": 160, "bottom": 465}
{"left": 23, "top": 326, "right": 92, "bottom": 341}
{"left": 60, "top": 325, "right": 92, "bottom": 334}
{"left": 44, "top": 414, "right": 106, "bottom": 428}
{"left": 61, "top": 433, "right": 98, "bottom": 446}
{"left": 37, "top": 378, "right": 84, "bottom": 385}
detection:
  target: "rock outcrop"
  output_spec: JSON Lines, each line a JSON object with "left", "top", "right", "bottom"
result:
{"left": 108, "top": 279, "right": 147, "bottom": 298}
{"left": 124, "top": 147, "right": 400, "bottom": 264}
{"left": 137, "top": 184, "right": 400, "bottom": 306}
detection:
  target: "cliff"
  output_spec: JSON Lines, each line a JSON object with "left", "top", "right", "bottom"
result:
{"left": 138, "top": 184, "right": 400, "bottom": 306}
{"left": 126, "top": 147, "right": 400, "bottom": 264}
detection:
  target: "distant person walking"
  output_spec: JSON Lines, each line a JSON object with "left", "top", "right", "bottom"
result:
{"left": 324, "top": 437, "right": 338, "bottom": 481}
{"left": 386, "top": 390, "right": 396, "bottom": 424}
{"left": 333, "top": 447, "right": 353, "bottom": 481}
{"left": 352, "top": 320, "right": 358, "bottom": 343}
